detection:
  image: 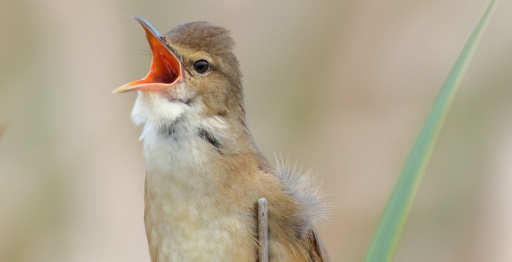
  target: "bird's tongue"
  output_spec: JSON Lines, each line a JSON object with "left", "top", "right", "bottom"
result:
{"left": 113, "top": 17, "right": 182, "bottom": 94}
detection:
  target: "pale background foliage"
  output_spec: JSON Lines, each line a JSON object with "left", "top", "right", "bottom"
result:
{"left": 0, "top": 0, "right": 511, "bottom": 261}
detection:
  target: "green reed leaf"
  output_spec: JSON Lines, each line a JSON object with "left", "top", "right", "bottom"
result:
{"left": 365, "top": 1, "right": 499, "bottom": 261}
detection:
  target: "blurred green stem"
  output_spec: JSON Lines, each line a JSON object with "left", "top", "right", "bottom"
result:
{"left": 364, "top": 0, "right": 499, "bottom": 261}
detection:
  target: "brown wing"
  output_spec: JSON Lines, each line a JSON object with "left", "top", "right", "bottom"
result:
{"left": 256, "top": 159, "right": 330, "bottom": 261}
{"left": 306, "top": 228, "right": 330, "bottom": 262}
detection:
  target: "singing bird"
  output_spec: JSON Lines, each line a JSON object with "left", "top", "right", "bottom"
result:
{"left": 114, "top": 17, "right": 329, "bottom": 262}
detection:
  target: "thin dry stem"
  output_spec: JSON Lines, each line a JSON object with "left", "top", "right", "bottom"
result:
{"left": 258, "top": 198, "right": 269, "bottom": 262}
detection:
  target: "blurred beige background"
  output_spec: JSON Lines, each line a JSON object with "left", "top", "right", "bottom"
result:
{"left": 1, "top": 0, "right": 511, "bottom": 261}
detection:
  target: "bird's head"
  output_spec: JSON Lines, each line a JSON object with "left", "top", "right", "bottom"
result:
{"left": 114, "top": 17, "right": 244, "bottom": 134}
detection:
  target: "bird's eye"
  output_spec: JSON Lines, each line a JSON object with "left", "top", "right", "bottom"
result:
{"left": 193, "top": 60, "right": 210, "bottom": 74}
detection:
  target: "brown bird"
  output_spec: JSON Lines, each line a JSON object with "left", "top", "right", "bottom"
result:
{"left": 114, "top": 17, "right": 329, "bottom": 262}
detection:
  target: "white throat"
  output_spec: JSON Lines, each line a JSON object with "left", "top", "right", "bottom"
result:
{"left": 131, "top": 90, "right": 228, "bottom": 172}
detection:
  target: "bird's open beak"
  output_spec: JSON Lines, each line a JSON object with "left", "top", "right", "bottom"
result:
{"left": 113, "top": 17, "right": 182, "bottom": 94}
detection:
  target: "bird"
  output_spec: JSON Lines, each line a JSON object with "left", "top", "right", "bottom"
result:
{"left": 113, "top": 17, "right": 329, "bottom": 262}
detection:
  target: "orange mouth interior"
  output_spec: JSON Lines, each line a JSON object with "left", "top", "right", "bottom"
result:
{"left": 113, "top": 17, "right": 182, "bottom": 93}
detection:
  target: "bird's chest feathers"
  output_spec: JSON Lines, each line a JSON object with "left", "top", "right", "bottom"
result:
{"left": 140, "top": 111, "right": 228, "bottom": 201}
{"left": 139, "top": 112, "right": 255, "bottom": 260}
{"left": 144, "top": 166, "right": 255, "bottom": 261}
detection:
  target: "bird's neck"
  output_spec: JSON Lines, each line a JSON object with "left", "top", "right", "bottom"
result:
{"left": 140, "top": 113, "right": 258, "bottom": 172}
{"left": 133, "top": 91, "right": 259, "bottom": 169}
